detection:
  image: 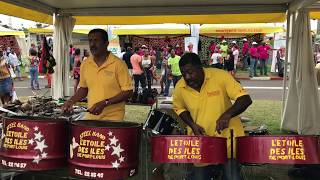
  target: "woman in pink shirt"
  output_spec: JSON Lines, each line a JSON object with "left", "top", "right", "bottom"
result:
{"left": 257, "top": 42, "right": 271, "bottom": 76}
{"left": 249, "top": 42, "right": 259, "bottom": 77}
{"left": 131, "top": 47, "right": 146, "bottom": 92}
{"left": 242, "top": 38, "right": 250, "bottom": 70}
{"left": 72, "top": 48, "right": 81, "bottom": 94}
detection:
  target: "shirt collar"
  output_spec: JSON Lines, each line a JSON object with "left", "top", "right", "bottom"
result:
{"left": 87, "top": 53, "right": 116, "bottom": 69}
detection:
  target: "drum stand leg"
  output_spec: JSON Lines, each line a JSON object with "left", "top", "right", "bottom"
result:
{"left": 144, "top": 131, "right": 149, "bottom": 180}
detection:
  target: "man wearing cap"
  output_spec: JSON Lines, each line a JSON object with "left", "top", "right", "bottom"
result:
{"left": 175, "top": 44, "right": 183, "bottom": 56}
{"left": 62, "top": 29, "right": 133, "bottom": 120}
{"left": 220, "top": 40, "right": 228, "bottom": 67}
{"left": 257, "top": 42, "right": 271, "bottom": 76}
{"left": 249, "top": 42, "right": 259, "bottom": 77}
{"left": 187, "top": 43, "right": 194, "bottom": 53}
{"left": 138, "top": 45, "right": 147, "bottom": 56}
{"left": 242, "top": 38, "right": 250, "bottom": 70}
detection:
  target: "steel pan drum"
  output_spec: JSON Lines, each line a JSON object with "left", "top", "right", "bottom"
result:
{"left": 152, "top": 135, "right": 227, "bottom": 164}
{"left": 143, "top": 110, "right": 179, "bottom": 135}
{"left": 69, "top": 120, "right": 141, "bottom": 180}
{"left": 0, "top": 116, "right": 68, "bottom": 170}
{"left": 237, "top": 135, "right": 320, "bottom": 164}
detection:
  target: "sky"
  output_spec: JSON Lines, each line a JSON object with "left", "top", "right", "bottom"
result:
{"left": 0, "top": 14, "right": 39, "bottom": 29}
{"left": 0, "top": 14, "right": 319, "bottom": 30}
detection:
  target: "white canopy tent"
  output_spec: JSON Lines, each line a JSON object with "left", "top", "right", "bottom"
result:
{"left": 281, "top": 0, "right": 320, "bottom": 135}
{"left": 52, "top": 16, "right": 75, "bottom": 98}
{"left": 0, "top": 0, "right": 319, "bottom": 135}
{"left": 0, "top": 26, "right": 25, "bottom": 37}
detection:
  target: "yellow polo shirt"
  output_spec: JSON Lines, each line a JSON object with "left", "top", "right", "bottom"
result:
{"left": 79, "top": 53, "right": 133, "bottom": 120}
{"left": 173, "top": 68, "right": 247, "bottom": 158}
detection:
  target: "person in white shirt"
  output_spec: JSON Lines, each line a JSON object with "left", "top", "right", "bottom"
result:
{"left": 210, "top": 49, "right": 222, "bottom": 68}
{"left": 8, "top": 49, "right": 22, "bottom": 80}
{"left": 231, "top": 40, "right": 237, "bottom": 51}
{"left": 232, "top": 45, "right": 240, "bottom": 71}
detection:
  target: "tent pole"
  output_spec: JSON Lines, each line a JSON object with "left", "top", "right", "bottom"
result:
{"left": 281, "top": 12, "right": 291, "bottom": 116}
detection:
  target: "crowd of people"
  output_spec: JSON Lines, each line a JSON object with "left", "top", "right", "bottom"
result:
{"left": 207, "top": 38, "right": 274, "bottom": 78}
{"left": 0, "top": 37, "right": 57, "bottom": 105}
{"left": 0, "top": 46, "right": 23, "bottom": 105}
{"left": 118, "top": 38, "right": 275, "bottom": 97}
{"left": 120, "top": 44, "right": 184, "bottom": 97}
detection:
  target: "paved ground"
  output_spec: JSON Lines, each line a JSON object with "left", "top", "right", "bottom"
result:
{"left": 12, "top": 78, "right": 320, "bottom": 101}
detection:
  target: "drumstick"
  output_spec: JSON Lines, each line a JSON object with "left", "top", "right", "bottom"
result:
{"left": 230, "top": 129, "right": 234, "bottom": 159}
{"left": 230, "top": 129, "right": 234, "bottom": 179}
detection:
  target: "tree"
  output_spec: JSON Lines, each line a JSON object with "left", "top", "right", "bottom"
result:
{"left": 36, "top": 23, "right": 42, "bottom": 28}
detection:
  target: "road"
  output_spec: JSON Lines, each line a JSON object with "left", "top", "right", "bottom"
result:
{"left": 12, "top": 78, "right": 320, "bottom": 101}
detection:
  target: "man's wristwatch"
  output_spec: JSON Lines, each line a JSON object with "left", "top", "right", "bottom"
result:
{"left": 105, "top": 99, "right": 110, "bottom": 106}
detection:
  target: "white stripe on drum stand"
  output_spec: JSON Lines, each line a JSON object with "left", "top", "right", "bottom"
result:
{"left": 154, "top": 113, "right": 165, "bottom": 133}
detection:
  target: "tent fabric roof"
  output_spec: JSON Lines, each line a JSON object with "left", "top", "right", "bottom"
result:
{"left": 112, "top": 23, "right": 284, "bottom": 35}
{"left": 0, "top": 1, "right": 53, "bottom": 24}
{"left": 27, "top": 23, "right": 284, "bottom": 35}
{"left": 28, "top": 28, "right": 90, "bottom": 34}
{"left": 0, "top": 0, "right": 291, "bottom": 24}
{"left": 200, "top": 23, "right": 284, "bottom": 34}
{"left": 310, "top": 12, "right": 320, "bottom": 19}
{"left": 3, "top": 0, "right": 320, "bottom": 24}
{"left": 28, "top": 25, "right": 108, "bottom": 34}
{"left": 0, "top": 26, "right": 25, "bottom": 36}
{"left": 30, "top": 0, "right": 292, "bottom": 9}
{"left": 74, "top": 13, "right": 286, "bottom": 25}
{"left": 113, "top": 24, "right": 190, "bottom": 35}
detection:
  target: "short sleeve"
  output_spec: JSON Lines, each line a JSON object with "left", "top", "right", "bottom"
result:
{"left": 116, "top": 61, "right": 133, "bottom": 91}
{"left": 267, "top": 46, "right": 271, "bottom": 50}
{"left": 223, "top": 72, "right": 248, "bottom": 101}
{"left": 79, "top": 62, "right": 87, "bottom": 88}
{"left": 168, "top": 58, "right": 172, "bottom": 66}
{"left": 172, "top": 88, "right": 187, "bottom": 115}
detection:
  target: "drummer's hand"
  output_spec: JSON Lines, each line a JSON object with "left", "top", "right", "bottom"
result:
{"left": 88, "top": 100, "right": 106, "bottom": 116}
{"left": 61, "top": 100, "right": 74, "bottom": 114}
{"left": 216, "top": 113, "right": 232, "bottom": 134}
{"left": 190, "top": 123, "right": 205, "bottom": 135}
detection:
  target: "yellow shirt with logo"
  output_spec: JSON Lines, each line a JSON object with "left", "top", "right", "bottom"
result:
{"left": 79, "top": 53, "right": 133, "bottom": 121}
{"left": 173, "top": 68, "right": 247, "bottom": 158}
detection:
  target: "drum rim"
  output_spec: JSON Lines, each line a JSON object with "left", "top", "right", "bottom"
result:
{"left": 71, "top": 120, "right": 141, "bottom": 128}
{"left": 2, "top": 115, "right": 68, "bottom": 123}
{"left": 236, "top": 135, "right": 320, "bottom": 139}
{"left": 151, "top": 135, "right": 228, "bottom": 140}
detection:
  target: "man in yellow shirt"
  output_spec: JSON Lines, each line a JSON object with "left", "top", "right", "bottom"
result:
{"left": 62, "top": 29, "right": 133, "bottom": 120}
{"left": 220, "top": 40, "right": 229, "bottom": 67}
{"left": 173, "top": 53, "right": 252, "bottom": 180}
